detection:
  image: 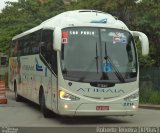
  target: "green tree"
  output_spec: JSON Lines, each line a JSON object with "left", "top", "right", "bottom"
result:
{"left": 0, "top": 0, "right": 65, "bottom": 54}
{"left": 134, "top": 0, "right": 160, "bottom": 67}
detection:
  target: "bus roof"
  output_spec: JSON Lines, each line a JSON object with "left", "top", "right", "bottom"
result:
{"left": 12, "top": 10, "right": 129, "bottom": 40}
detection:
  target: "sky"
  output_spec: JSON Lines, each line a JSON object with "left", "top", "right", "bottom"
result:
{"left": 0, "top": 0, "right": 18, "bottom": 12}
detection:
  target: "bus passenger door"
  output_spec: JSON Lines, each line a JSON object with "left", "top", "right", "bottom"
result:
{"left": 40, "top": 29, "right": 58, "bottom": 112}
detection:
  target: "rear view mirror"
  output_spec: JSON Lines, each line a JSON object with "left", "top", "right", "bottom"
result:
{"left": 131, "top": 31, "right": 149, "bottom": 56}
{"left": 54, "top": 27, "right": 61, "bottom": 51}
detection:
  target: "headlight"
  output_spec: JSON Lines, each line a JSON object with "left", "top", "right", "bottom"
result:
{"left": 124, "top": 92, "right": 139, "bottom": 101}
{"left": 59, "top": 90, "right": 80, "bottom": 101}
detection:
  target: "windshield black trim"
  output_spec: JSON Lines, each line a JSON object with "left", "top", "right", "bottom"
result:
{"left": 62, "top": 76, "right": 137, "bottom": 84}
{"left": 60, "top": 27, "right": 138, "bottom": 83}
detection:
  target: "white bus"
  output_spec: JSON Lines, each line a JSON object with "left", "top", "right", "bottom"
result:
{"left": 9, "top": 10, "right": 149, "bottom": 117}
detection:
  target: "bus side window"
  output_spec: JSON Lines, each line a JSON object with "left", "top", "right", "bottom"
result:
{"left": 41, "top": 30, "right": 57, "bottom": 75}
{"left": 31, "top": 31, "right": 40, "bottom": 54}
{"left": 0, "top": 57, "right": 7, "bottom": 66}
{"left": 13, "top": 40, "right": 19, "bottom": 56}
{"left": 11, "top": 41, "right": 16, "bottom": 57}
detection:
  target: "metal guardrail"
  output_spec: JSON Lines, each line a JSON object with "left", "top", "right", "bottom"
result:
{"left": 140, "top": 67, "right": 160, "bottom": 90}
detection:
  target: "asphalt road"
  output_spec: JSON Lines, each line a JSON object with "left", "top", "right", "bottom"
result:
{"left": 0, "top": 90, "right": 160, "bottom": 133}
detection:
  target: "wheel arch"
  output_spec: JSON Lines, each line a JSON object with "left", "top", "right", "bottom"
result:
{"left": 39, "top": 85, "right": 44, "bottom": 105}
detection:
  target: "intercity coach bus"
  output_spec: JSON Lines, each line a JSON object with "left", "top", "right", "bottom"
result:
{"left": 9, "top": 10, "right": 149, "bottom": 117}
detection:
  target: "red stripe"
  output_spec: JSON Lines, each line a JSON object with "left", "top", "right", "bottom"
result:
{"left": 62, "top": 32, "right": 68, "bottom": 38}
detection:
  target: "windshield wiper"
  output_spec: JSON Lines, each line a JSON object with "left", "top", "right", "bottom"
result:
{"left": 104, "top": 42, "right": 125, "bottom": 83}
{"left": 95, "top": 43, "right": 99, "bottom": 74}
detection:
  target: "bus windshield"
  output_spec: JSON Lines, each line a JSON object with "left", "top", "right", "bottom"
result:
{"left": 61, "top": 27, "right": 137, "bottom": 83}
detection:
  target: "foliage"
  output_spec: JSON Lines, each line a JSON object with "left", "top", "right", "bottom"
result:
{"left": 136, "top": 38, "right": 156, "bottom": 67}
{"left": 140, "top": 88, "right": 160, "bottom": 104}
{"left": 0, "top": 0, "right": 65, "bottom": 54}
{"left": 134, "top": 0, "right": 160, "bottom": 67}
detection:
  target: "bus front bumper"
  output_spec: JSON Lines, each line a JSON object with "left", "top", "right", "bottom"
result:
{"left": 58, "top": 103, "right": 138, "bottom": 116}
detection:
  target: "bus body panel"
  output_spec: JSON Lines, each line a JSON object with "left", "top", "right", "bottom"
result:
{"left": 9, "top": 55, "right": 58, "bottom": 112}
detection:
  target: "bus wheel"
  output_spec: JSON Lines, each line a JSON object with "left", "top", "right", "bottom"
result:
{"left": 40, "top": 92, "right": 51, "bottom": 118}
{"left": 14, "top": 82, "right": 21, "bottom": 102}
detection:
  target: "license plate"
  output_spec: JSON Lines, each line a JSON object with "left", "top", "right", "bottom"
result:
{"left": 96, "top": 106, "right": 109, "bottom": 110}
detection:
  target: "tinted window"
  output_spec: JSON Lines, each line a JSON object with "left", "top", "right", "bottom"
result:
{"left": 0, "top": 57, "right": 7, "bottom": 66}
{"left": 41, "top": 30, "right": 57, "bottom": 75}
{"left": 12, "top": 30, "right": 41, "bottom": 56}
